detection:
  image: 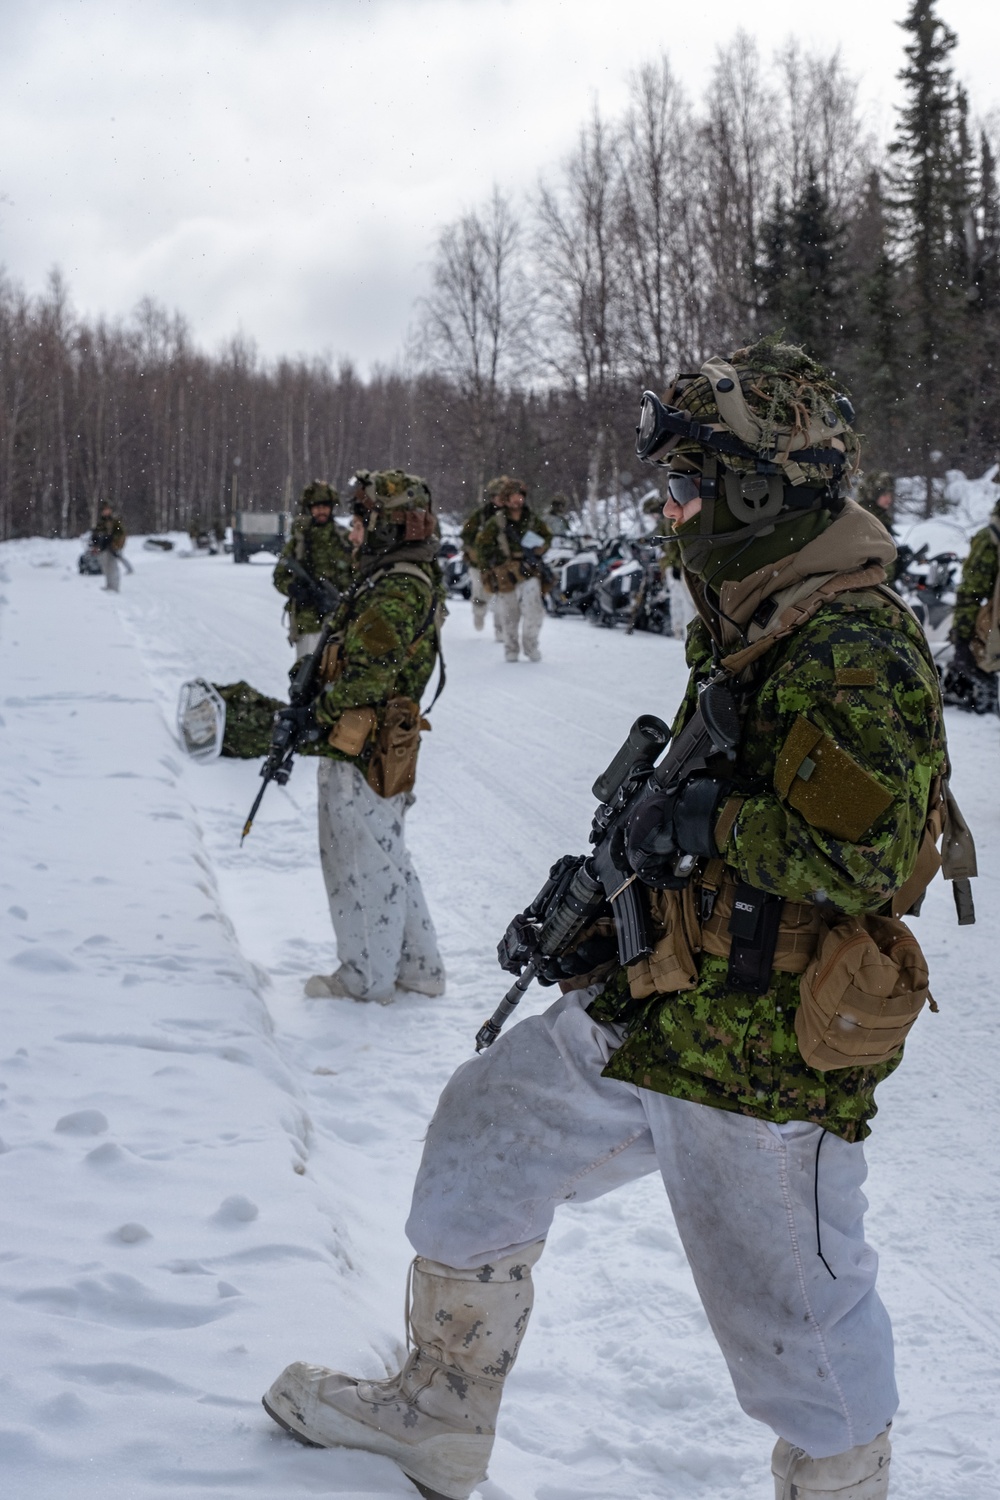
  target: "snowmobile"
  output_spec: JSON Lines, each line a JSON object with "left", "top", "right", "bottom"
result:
{"left": 437, "top": 541, "right": 471, "bottom": 598}
{"left": 627, "top": 556, "right": 672, "bottom": 635}
{"left": 545, "top": 541, "right": 599, "bottom": 616}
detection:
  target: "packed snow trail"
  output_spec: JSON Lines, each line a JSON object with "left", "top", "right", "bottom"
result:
{"left": 1, "top": 537, "right": 998, "bottom": 1500}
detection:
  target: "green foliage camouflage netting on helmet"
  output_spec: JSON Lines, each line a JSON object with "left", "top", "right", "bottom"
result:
{"left": 665, "top": 337, "right": 861, "bottom": 486}
{"left": 352, "top": 468, "right": 437, "bottom": 554}
{"left": 300, "top": 480, "right": 340, "bottom": 511}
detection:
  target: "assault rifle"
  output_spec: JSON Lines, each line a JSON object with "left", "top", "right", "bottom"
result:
{"left": 474, "top": 675, "right": 740, "bottom": 1051}
{"left": 283, "top": 557, "right": 342, "bottom": 620}
{"left": 240, "top": 619, "right": 334, "bottom": 843}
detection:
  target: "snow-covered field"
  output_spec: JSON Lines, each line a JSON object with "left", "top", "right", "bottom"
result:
{"left": 1, "top": 537, "right": 998, "bottom": 1500}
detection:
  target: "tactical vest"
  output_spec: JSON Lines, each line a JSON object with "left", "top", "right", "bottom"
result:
{"left": 316, "top": 559, "right": 445, "bottom": 797}
{"left": 626, "top": 566, "right": 976, "bottom": 1069}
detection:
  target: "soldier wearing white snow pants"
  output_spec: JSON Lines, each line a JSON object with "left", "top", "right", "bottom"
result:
{"left": 477, "top": 480, "right": 552, "bottom": 662}
{"left": 263, "top": 345, "right": 971, "bottom": 1498}
{"left": 91, "top": 502, "right": 126, "bottom": 592}
{"left": 302, "top": 468, "right": 446, "bottom": 1007}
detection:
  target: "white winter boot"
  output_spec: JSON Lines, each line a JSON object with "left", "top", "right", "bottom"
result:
{"left": 772, "top": 1426, "right": 891, "bottom": 1499}
{"left": 263, "top": 1243, "right": 543, "bottom": 1500}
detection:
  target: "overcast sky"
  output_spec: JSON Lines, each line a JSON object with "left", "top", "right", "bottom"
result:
{"left": 1, "top": 0, "right": 999, "bottom": 372}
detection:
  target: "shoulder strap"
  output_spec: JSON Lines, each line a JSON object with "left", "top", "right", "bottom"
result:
{"left": 353, "top": 560, "right": 447, "bottom": 713}
{"left": 719, "top": 564, "right": 887, "bottom": 676}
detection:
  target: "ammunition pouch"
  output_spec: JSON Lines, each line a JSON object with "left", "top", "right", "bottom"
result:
{"left": 484, "top": 561, "right": 522, "bottom": 594}
{"left": 366, "top": 695, "right": 430, "bottom": 799}
{"left": 796, "top": 914, "right": 933, "bottom": 1070}
{"left": 327, "top": 706, "right": 378, "bottom": 757}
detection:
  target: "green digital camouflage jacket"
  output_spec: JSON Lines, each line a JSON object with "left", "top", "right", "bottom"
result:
{"left": 476, "top": 506, "right": 553, "bottom": 575}
{"left": 591, "top": 587, "right": 946, "bottom": 1142}
{"left": 273, "top": 516, "right": 354, "bottom": 636}
{"left": 460, "top": 503, "right": 497, "bottom": 566}
{"left": 952, "top": 520, "right": 1000, "bottom": 642}
{"left": 311, "top": 558, "right": 445, "bottom": 774}
{"left": 91, "top": 513, "right": 126, "bottom": 551}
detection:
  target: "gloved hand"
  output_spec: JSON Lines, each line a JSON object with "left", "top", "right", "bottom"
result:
{"left": 273, "top": 703, "right": 318, "bottom": 746}
{"left": 625, "top": 776, "right": 731, "bottom": 887}
{"left": 287, "top": 577, "right": 315, "bottom": 608}
{"left": 535, "top": 932, "right": 620, "bottom": 986}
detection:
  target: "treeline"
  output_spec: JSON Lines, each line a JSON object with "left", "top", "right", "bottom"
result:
{"left": 1, "top": 0, "right": 997, "bottom": 540}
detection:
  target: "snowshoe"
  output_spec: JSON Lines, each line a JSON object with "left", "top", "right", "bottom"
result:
{"left": 176, "top": 678, "right": 226, "bottom": 760}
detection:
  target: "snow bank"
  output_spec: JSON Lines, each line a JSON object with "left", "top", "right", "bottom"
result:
{"left": 1, "top": 537, "right": 998, "bottom": 1499}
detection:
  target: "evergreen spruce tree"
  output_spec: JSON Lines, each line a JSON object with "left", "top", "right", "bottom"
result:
{"left": 887, "top": 0, "right": 971, "bottom": 513}
{"left": 757, "top": 188, "right": 791, "bottom": 335}
{"left": 850, "top": 170, "right": 907, "bottom": 475}
{"left": 784, "top": 164, "right": 844, "bottom": 366}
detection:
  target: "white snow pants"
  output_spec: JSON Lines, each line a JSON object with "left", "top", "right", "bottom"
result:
{"left": 494, "top": 576, "right": 544, "bottom": 659}
{"left": 466, "top": 565, "right": 492, "bottom": 632}
{"left": 99, "top": 551, "right": 121, "bottom": 591}
{"left": 406, "top": 989, "right": 897, "bottom": 1460}
{"left": 316, "top": 759, "right": 444, "bottom": 1003}
{"left": 294, "top": 631, "right": 322, "bottom": 660}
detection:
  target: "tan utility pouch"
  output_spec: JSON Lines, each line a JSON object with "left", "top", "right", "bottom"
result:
{"left": 491, "top": 562, "right": 521, "bottom": 594}
{"left": 318, "top": 640, "right": 343, "bottom": 684}
{"left": 327, "top": 706, "right": 378, "bottom": 757}
{"left": 796, "top": 914, "right": 932, "bottom": 1070}
{"left": 627, "top": 886, "right": 701, "bottom": 999}
{"left": 367, "top": 696, "right": 429, "bottom": 799}
{"left": 971, "top": 570, "right": 1000, "bottom": 672}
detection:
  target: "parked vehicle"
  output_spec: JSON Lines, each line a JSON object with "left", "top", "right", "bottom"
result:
{"left": 545, "top": 541, "right": 599, "bottom": 616}
{"left": 438, "top": 540, "right": 471, "bottom": 598}
{"left": 232, "top": 511, "right": 292, "bottom": 563}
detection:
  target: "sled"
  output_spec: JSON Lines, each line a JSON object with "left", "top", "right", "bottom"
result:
{"left": 176, "top": 678, "right": 226, "bottom": 760}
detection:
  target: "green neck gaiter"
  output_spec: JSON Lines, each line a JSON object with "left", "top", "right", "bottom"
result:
{"left": 674, "top": 500, "right": 833, "bottom": 587}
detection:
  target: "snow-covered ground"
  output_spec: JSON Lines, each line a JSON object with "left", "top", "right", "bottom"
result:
{"left": 1, "top": 537, "right": 998, "bottom": 1500}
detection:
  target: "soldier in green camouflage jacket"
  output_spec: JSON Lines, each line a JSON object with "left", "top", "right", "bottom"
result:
{"left": 90, "top": 502, "right": 127, "bottom": 592}
{"left": 302, "top": 469, "right": 446, "bottom": 1007}
{"left": 477, "top": 480, "right": 552, "bottom": 661}
{"left": 460, "top": 477, "right": 505, "bottom": 634}
{"left": 950, "top": 501, "right": 1000, "bottom": 675}
{"left": 263, "top": 342, "right": 969, "bottom": 1500}
{"left": 273, "top": 481, "right": 353, "bottom": 656}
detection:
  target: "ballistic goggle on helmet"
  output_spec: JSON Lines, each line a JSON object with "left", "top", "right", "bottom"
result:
{"left": 636, "top": 342, "right": 860, "bottom": 557}
{"left": 349, "top": 469, "right": 437, "bottom": 543}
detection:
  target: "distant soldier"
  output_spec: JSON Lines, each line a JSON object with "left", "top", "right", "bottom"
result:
{"left": 90, "top": 502, "right": 127, "bottom": 592}
{"left": 855, "top": 471, "right": 897, "bottom": 581}
{"left": 460, "top": 477, "right": 505, "bottom": 635}
{"left": 949, "top": 486, "right": 1000, "bottom": 697}
{"left": 478, "top": 479, "right": 552, "bottom": 662}
{"left": 303, "top": 469, "right": 447, "bottom": 1005}
{"left": 273, "top": 482, "right": 353, "bottom": 658}
{"left": 545, "top": 493, "right": 572, "bottom": 538}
